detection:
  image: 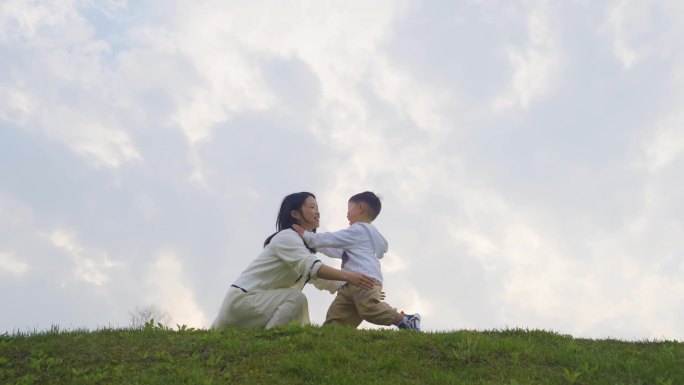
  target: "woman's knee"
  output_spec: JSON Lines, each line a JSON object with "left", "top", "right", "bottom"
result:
{"left": 266, "top": 290, "right": 309, "bottom": 328}
{"left": 290, "top": 290, "right": 308, "bottom": 310}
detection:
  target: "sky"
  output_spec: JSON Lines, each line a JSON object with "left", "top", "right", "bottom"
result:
{"left": 1, "top": 0, "right": 683, "bottom": 341}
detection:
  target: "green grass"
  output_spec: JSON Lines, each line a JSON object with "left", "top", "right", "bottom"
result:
{"left": 1, "top": 323, "right": 682, "bottom": 385}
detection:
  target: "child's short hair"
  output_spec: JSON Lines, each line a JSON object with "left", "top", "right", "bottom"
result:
{"left": 349, "top": 191, "right": 382, "bottom": 220}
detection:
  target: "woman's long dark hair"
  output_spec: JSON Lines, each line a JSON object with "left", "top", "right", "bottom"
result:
{"left": 263, "top": 192, "right": 316, "bottom": 252}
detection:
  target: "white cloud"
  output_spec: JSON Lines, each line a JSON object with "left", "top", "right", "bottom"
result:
{"left": 0, "top": 0, "right": 142, "bottom": 168}
{"left": 0, "top": 0, "right": 78, "bottom": 41}
{"left": 370, "top": 57, "right": 450, "bottom": 134}
{"left": 146, "top": 251, "right": 208, "bottom": 328}
{"left": 603, "top": 0, "right": 684, "bottom": 69}
{"left": 0, "top": 87, "right": 34, "bottom": 125}
{"left": 493, "top": 1, "right": 560, "bottom": 110}
{"left": 0, "top": 252, "right": 30, "bottom": 275}
{"left": 49, "top": 229, "right": 120, "bottom": 286}
{"left": 449, "top": 188, "right": 576, "bottom": 316}
{"left": 167, "top": 0, "right": 408, "bottom": 146}
{"left": 630, "top": 275, "right": 684, "bottom": 338}
{"left": 381, "top": 252, "right": 409, "bottom": 274}
{"left": 641, "top": 114, "right": 684, "bottom": 172}
{"left": 604, "top": 0, "right": 643, "bottom": 69}
{"left": 441, "top": 176, "right": 684, "bottom": 339}
{"left": 603, "top": 0, "right": 651, "bottom": 69}
{"left": 57, "top": 122, "right": 142, "bottom": 168}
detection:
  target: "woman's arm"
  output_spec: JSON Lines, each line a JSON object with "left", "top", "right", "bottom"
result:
{"left": 316, "top": 265, "right": 375, "bottom": 289}
{"left": 272, "top": 230, "right": 372, "bottom": 289}
{"left": 309, "top": 278, "right": 343, "bottom": 294}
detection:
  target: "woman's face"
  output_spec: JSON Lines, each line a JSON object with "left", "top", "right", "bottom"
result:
{"left": 293, "top": 196, "right": 320, "bottom": 231}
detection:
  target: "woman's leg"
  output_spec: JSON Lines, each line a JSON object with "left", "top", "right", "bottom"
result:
{"left": 212, "top": 287, "right": 309, "bottom": 329}
{"left": 211, "top": 288, "right": 245, "bottom": 329}
{"left": 261, "top": 288, "right": 309, "bottom": 329}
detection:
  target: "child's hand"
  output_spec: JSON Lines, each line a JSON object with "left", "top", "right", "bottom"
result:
{"left": 292, "top": 224, "right": 306, "bottom": 237}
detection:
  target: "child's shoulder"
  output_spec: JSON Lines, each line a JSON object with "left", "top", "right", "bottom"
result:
{"left": 350, "top": 222, "right": 369, "bottom": 231}
{"left": 353, "top": 221, "right": 379, "bottom": 230}
{"left": 351, "top": 222, "right": 384, "bottom": 236}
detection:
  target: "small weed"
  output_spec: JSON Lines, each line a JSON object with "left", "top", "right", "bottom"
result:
{"left": 16, "top": 374, "right": 38, "bottom": 385}
{"left": 141, "top": 318, "right": 172, "bottom": 332}
{"left": 176, "top": 324, "right": 196, "bottom": 332}
{"left": 71, "top": 367, "right": 88, "bottom": 376}
{"left": 579, "top": 361, "right": 598, "bottom": 377}
{"left": 562, "top": 367, "right": 582, "bottom": 384}
{"left": 28, "top": 350, "right": 61, "bottom": 372}
{"left": 206, "top": 353, "right": 225, "bottom": 369}
{"left": 452, "top": 334, "right": 482, "bottom": 363}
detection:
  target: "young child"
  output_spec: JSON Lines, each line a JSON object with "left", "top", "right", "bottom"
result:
{"left": 293, "top": 191, "right": 421, "bottom": 331}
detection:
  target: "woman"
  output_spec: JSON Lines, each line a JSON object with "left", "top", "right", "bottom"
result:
{"left": 212, "top": 192, "right": 375, "bottom": 329}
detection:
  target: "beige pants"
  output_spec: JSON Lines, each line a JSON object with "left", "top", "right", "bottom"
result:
{"left": 211, "top": 287, "right": 310, "bottom": 329}
{"left": 324, "top": 281, "right": 401, "bottom": 327}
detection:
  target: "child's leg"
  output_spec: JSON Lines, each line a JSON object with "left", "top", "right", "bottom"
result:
{"left": 324, "top": 285, "right": 363, "bottom": 327}
{"left": 350, "top": 282, "right": 403, "bottom": 326}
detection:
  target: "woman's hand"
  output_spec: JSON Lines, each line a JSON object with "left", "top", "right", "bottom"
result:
{"left": 316, "top": 266, "right": 375, "bottom": 290}
{"left": 346, "top": 272, "right": 375, "bottom": 290}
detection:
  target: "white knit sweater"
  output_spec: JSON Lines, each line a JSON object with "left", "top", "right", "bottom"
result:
{"left": 232, "top": 229, "right": 324, "bottom": 292}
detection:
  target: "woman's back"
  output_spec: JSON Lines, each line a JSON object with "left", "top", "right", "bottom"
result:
{"left": 232, "top": 229, "right": 319, "bottom": 292}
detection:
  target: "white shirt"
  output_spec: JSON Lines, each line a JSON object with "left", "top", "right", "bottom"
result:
{"left": 303, "top": 222, "right": 388, "bottom": 283}
{"left": 232, "top": 229, "right": 323, "bottom": 292}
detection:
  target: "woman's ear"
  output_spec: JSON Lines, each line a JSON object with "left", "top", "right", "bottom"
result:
{"left": 290, "top": 209, "right": 300, "bottom": 221}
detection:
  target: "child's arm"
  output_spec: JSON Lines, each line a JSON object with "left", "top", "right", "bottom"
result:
{"left": 295, "top": 224, "right": 362, "bottom": 249}
{"left": 293, "top": 223, "right": 361, "bottom": 252}
{"left": 317, "top": 247, "right": 344, "bottom": 259}
{"left": 292, "top": 224, "right": 345, "bottom": 258}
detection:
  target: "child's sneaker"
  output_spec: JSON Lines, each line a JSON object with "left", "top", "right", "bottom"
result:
{"left": 397, "top": 313, "right": 421, "bottom": 331}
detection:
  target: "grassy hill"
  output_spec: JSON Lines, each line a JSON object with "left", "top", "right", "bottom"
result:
{"left": 1, "top": 323, "right": 682, "bottom": 385}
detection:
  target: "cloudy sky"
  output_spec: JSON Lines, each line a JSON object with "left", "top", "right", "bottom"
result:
{"left": 1, "top": 0, "right": 683, "bottom": 340}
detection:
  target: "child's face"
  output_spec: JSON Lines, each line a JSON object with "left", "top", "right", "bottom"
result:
{"left": 346, "top": 201, "right": 363, "bottom": 224}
